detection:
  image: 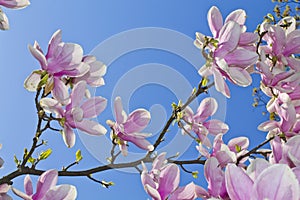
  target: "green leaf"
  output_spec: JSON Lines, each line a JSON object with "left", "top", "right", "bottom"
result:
{"left": 192, "top": 171, "right": 198, "bottom": 179}
{"left": 39, "top": 149, "right": 52, "bottom": 160}
{"left": 37, "top": 73, "right": 49, "bottom": 89}
{"left": 76, "top": 149, "right": 83, "bottom": 162}
{"left": 28, "top": 157, "right": 36, "bottom": 164}
{"left": 14, "top": 155, "right": 20, "bottom": 166}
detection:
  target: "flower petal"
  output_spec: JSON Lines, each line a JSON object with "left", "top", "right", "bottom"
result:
{"left": 44, "top": 185, "right": 77, "bottom": 200}
{"left": 32, "top": 170, "right": 58, "bottom": 200}
{"left": 207, "top": 6, "right": 223, "bottom": 37}
{"left": 203, "top": 119, "right": 229, "bottom": 135}
{"left": 52, "top": 78, "right": 70, "bottom": 105}
{"left": 75, "top": 119, "right": 107, "bottom": 136}
{"left": 157, "top": 164, "right": 180, "bottom": 200}
{"left": 70, "top": 81, "right": 86, "bottom": 108}
{"left": 124, "top": 109, "right": 151, "bottom": 133}
{"left": 225, "top": 9, "right": 246, "bottom": 25}
{"left": 81, "top": 96, "right": 107, "bottom": 118}
{"left": 114, "top": 96, "right": 127, "bottom": 124}
{"left": 63, "top": 124, "right": 76, "bottom": 148}
{"left": 24, "top": 71, "right": 41, "bottom": 92}
{"left": 24, "top": 175, "right": 33, "bottom": 196}
{"left": 169, "top": 182, "right": 196, "bottom": 200}
{"left": 144, "top": 184, "right": 161, "bottom": 200}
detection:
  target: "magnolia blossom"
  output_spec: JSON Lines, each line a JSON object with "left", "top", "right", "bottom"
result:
{"left": 107, "top": 97, "right": 153, "bottom": 156}
{"left": 183, "top": 97, "right": 229, "bottom": 147}
{"left": 12, "top": 170, "right": 77, "bottom": 200}
{"left": 225, "top": 159, "right": 300, "bottom": 200}
{"left": 40, "top": 81, "right": 107, "bottom": 147}
{"left": 197, "top": 134, "right": 249, "bottom": 167}
{"left": 24, "top": 30, "right": 90, "bottom": 104}
{"left": 141, "top": 153, "right": 197, "bottom": 200}
{"left": 0, "top": 8, "right": 8, "bottom": 30}
{"left": 195, "top": 6, "right": 258, "bottom": 97}
{"left": 0, "top": 0, "right": 30, "bottom": 9}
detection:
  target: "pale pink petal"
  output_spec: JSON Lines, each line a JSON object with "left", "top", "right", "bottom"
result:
{"left": 292, "top": 167, "right": 300, "bottom": 184}
{"left": 144, "top": 184, "right": 161, "bottom": 200}
{"left": 141, "top": 172, "right": 156, "bottom": 189}
{"left": 214, "top": 21, "right": 241, "bottom": 58}
{"left": 28, "top": 45, "right": 47, "bottom": 70}
{"left": 43, "top": 185, "right": 77, "bottom": 200}
{"left": 75, "top": 119, "right": 107, "bottom": 136}
{"left": 195, "top": 97, "right": 218, "bottom": 122}
{"left": 239, "top": 32, "right": 258, "bottom": 45}
{"left": 269, "top": 26, "right": 286, "bottom": 55}
{"left": 207, "top": 6, "right": 223, "bottom": 37}
{"left": 46, "top": 30, "right": 62, "bottom": 59}
{"left": 12, "top": 187, "right": 31, "bottom": 200}
{"left": 283, "top": 135, "right": 300, "bottom": 167}
{"left": 204, "top": 157, "right": 226, "bottom": 198}
{"left": 203, "top": 119, "right": 229, "bottom": 135}
{"left": 194, "top": 185, "right": 210, "bottom": 199}
{"left": 52, "top": 78, "right": 69, "bottom": 105}
{"left": 227, "top": 67, "right": 252, "bottom": 86}
{"left": 158, "top": 164, "right": 180, "bottom": 200}
{"left": 253, "top": 165, "right": 299, "bottom": 200}
{"left": 270, "top": 136, "right": 283, "bottom": 163}
{"left": 152, "top": 152, "right": 167, "bottom": 171}
{"left": 225, "top": 9, "right": 246, "bottom": 25}
{"left": 70, "top": 81, "right": 86, "bottom": 107}
{"left": 81, "top": 97, "right": 107, "bottom": 118}
{"left": 246, "top": 158, "right": 270, "bottom": 181}
{"left": 124, "top": 109, "right": 151, "bottom": 133}
{"left": 224, "top": 48, "right": 258, "bottom": 67}
{"left": 57, "top": 62, "right": 90, "bottom": 77}
{"left": 40, "top": 98, "right": 63, "bottom": 116}
{"left": 284, "top": 29, "right": 300, "bottom": 55}
{"left": 114, "top": 97, "right": 127, "bottom": 124}
{"left": 225, "top": 164, "right": 253, "bottom": 200}
{"left": 0, "top": 184, "right": 9, "bottom": 193}
{"left": 24, "top": 71, "right": 41, "bottom": 92}
{"left": 32, "top": 170, "right": 58, "bottom": 200}
{"left": 213, "top": 68, "right": 230, "bottom": 98}
{"left": 0, "top": 0, "right": 30, "bottom": 9}
{"left": 228, "top": 137, "right": 249, "bottom": 152}
{"left": 24, "top": 175, "right": 33, "bottom": 196}
{"left": 118, "top": 132, "right": 153, "bottom": 151}
{"left": 0, "top": 10, "right": 9, "bottom": 30}
{"left": 257, "top": 120, "right": 279, "bottom": 132}
{"left": 169, "top": 182, "right": 196, "bottom": 200}
{"left": 63, "top": 124, "right": 76, "bottom": 148}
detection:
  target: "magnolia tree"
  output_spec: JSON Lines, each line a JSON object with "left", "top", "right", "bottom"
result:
{"left": 1, "top": 0, "right": 300, "bottom": 199}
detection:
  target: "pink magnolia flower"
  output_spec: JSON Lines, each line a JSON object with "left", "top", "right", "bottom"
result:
{"left": 183, "top": 97, "right": 229, "bottom": 147}
{"left": 0, "top": 184, "right": 12, "bottom": 200}
{"left": 12, "top": 170, "right": 77, "bottom": 200}
{"left": 225, "top": 161, "right": 300, "bottom": 200}
{"left": 195, "top": 6, "right": 258, "bottom": 98}
{"left": 40, "top": 81, "right": 107, "bottom": 147}
{"left": 24, "top": 29, "right": 90, "bottom": 104}
{"left": 260, "top": 17, "right": 300, "bottom": 71}
{"left": 0, "top": 0, "right": 30, "bottom": 9}
{"left": 141, "top": 153, "right": 197, "bottom": 200}
{"left": 106, "top": 97, "right": 153, "bottom": 156}
{"left": 197, "top": 134, "right": 249, "bottom": 167}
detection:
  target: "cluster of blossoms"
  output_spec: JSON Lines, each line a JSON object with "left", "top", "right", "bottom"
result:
{"left": 0, "top": 0, "right": 30, "bottom": 30}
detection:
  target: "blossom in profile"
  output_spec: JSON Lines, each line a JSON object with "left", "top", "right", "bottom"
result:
{"left": 183, "top": 97, "right": 229, "bottom": 147}
{"left": 12, "top": 169, "right": 77, "bottom": 200}
{"left": 106, "top": 96, "right": 153, "bottom": 156}
{"left": 141, "top": 153, "right": 197, "bottom": 200}
{"left": 40, "top": 81, "right": 107, "bottom": 148}
{"left": 195, "top": 6, "right": 258, "bottom": 97}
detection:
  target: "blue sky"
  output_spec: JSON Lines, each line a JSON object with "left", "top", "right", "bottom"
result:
{"left": 0, "top": 1, "right": 275, "bottom": 199}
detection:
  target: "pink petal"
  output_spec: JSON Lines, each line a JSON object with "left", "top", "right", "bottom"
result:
{"left": 239, "top": 32, "right": 259, "bottom": 46}
{"left": 214, "top": 21, "right": 241, "bottom": 58}
{"left": 52, "top": 78, "right": 70, "bottom": 105}
{"left": 213, "top": 67, "right": 230, "bottom": 98}
{"left": 43, "top": 185, "right": 77, "bottom": 200}
{"left": 75, "top": 119, "right": 107, "bottom": 136}
{"left": 225, "top": 164, "right": 253, "bottom": 200}
{"left": 0, "top": 184, "right": 9, "bottom": 193}
{"left": 203, "top": 119, "right": 229, "bottom": 135}
{"left": 24, "top": 71, "right": 41, "bottom": 92}
{"left": 0, "top": 0, "right": 30, "bottom": 9}
{"left": 169, "top": 182, "right": 196, "bottom": 200}
{"left": 24, "top": 175, "right": 33, "bottom": 196}
{"left": 195, "top": 97, "right": 218, "bottom": 122}
{"left": 28, "top": 44, "right": 47, "bottom": 70}
{"left": 284, "top": 29, "right": 300, "bottom": 55}
{"left": 246, "top": 158, "right": 270, "bottom": 181}
{"left": 228, "top": 137, "right": 249, "bottom": 152}
{"left": 40, "top": 98, "right": 63, "bottom": 117}
{"left": 224, "top": 48, "right": 258, "bottom": 67}
{"left": 269, "top": 26, "right": 286, "bottom": 55}
{"left": 118, "top": 132, "right": 153, "bottom": 151}
{"left": 114, "top": 97, "right": 127, "bottom": 124}
{"left": 63, "top": 124, "right": 76, "bottom": 148}
{"left": 152, "top": 152, "right": 167, "bottom": 171}
{"left": 124, "top": 109, "right": 151, "bottom": 133}
{"left": 144, "top": 184, "right": 161, "bottom": 200}
{"left": 12, "top": 187, "right": 31, "bottom": 200}
{"left": 257, "top": 120, "right": 279, "bottom": 132}
{"left": 204, "top": 157, "right": 226, "bottom": 197}
{"left": 57, "top": 62, "right": 90, "bottom": 78}
{"left": 70, "top": 81, "right": 86, "bottom": 107}
{"left": 253, "top": 165, "right": 299, "bottom": 200}
{"left": 141, "top": 172, "right": 156, "bottom": 189}
{"left": 207, "top": 6, "right": 223, "bottom": 38}
{"left": 194, "top": 185, "right": 210, "bottom": 199}
{"left": 33, "top": 170, "right": 58, "bottom": 200}
{"left": 0, "top": 10, "right": 9, "bottom": 30}
{"left": 46, "top": 30, "right": 62, "bottom": 63}
{"left": 81, "top": 96, "right": 107, "bottom": 118}
{"left": 158, "top": 164, "right": 180, "bottom": 200}
{"left": 225, "top": 9, "right": 246, "bottom": 25}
